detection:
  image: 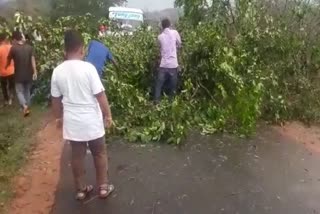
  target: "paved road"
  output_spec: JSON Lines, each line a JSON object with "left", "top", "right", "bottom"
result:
{"left": 51, "top": 127, "right": 320, "bottom": 214}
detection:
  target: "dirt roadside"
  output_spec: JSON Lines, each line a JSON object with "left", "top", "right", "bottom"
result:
{"left": 8, "top": 118, "right": 63, "bottom": 214}
{"left": 276, "top": 121, "right": 320, "bottom": 153}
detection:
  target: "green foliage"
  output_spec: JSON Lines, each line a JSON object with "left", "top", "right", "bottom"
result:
{"left": 0, "top": 119, "right": 25, "bottom": 154}
{"left": 2, "top": 0, "right": 320, "bottom": 144}
{"left": 0, "top": 107, "right": 44, "bottom": 213}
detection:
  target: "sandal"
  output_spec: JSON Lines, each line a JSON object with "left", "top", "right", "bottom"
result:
{"left": 75, "top": 185, "right": 94, "bottom": 201}
{"left": 23, "top": 107, "right": 30, "bottom": 117}
{"left": 99, "top": 184, "right": 115, "bottom": 199}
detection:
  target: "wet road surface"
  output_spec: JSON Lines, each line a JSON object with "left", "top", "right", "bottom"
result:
{"left": 51, "top": 127, "right": 320, "bottom": 214}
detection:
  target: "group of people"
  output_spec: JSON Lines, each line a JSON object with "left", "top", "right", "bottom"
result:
{"left": 51, "top": 18, "right": 181, "bottom": 200}
{"left": 0, "top": 31, "right": 37, "bottom": 116}
{"left": 1, "top": 17, "right": 181, "bottom": 200}
{"left": 90, "top": 18, "right": 182, "bottom": 103}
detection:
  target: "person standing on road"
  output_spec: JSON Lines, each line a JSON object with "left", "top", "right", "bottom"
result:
{"left": 51, "top": 30, "right": 114, "bottom": 201}
{"left": 0, "top": 33, "right": 15, "bottom": 106}
{"left": 85, "top": 39, "right": 117, "bottom": 78}
{"left": 6, "top": 31, "right": 37, "bottom": 116}
{"left": 154, "top": 18, "right": 182, "bottom": 104}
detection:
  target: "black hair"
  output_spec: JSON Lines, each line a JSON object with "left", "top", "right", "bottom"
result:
{"left": 12, "top": 31, "right": 23, "bottom": 41}
{"left": 64, "top": 30, "right": 84, "bottom": 53}
{"left": 0, "top": 32, "right": 7, "bottom": 43}
{"left": 25, "top": 34, "right": 31, "bottom": 40}
{"left": 161, "top": 18, "right": 171, "bottom": 29}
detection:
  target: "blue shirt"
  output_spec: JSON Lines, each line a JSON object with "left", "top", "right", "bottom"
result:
{"left": 85, "top": 40, "right": 113, "bottom": 77}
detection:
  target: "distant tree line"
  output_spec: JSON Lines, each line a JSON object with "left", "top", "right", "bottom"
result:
{"left": 0, "top": 0, "right": 128, "bottom": 19}
{"left": 50, "top": 0, "right": 127, "bottom": 19}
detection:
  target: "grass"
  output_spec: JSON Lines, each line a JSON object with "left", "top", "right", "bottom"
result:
{"left": 0, "top": 105, "right": 45, "bottom": 213}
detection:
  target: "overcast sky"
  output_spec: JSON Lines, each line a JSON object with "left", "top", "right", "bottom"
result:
{"left": 127, "top": 0, "right": 175, "bottom": 11}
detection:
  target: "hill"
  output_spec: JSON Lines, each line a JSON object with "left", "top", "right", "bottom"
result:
{"left": 0, "top": 0, "right": 50, "bottom": 19}
{"left": 144, "top": 8, "right": 181, "bottom": 24}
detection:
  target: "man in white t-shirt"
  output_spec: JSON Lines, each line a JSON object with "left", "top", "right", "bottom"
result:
{"left": 51, "top": 30, "right": 114, "bottom": 200}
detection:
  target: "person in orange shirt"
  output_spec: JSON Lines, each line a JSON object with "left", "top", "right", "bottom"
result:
{"left": 0, "top": 33, "right": 15, "bottom": 105}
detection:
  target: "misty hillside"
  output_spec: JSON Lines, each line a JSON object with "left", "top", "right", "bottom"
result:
{"left": 0, "top": 0, "right": 51, "bottom": 18}
{"left": 145, "top": 8, "right": 181, "bottom": 23}
{"left": 0, "top": 0, "right": 180, "bottom": 23}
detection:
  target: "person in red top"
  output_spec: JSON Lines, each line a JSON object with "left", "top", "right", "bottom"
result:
{"left": 0, "top": 33, "right": 14, "bottom": 105}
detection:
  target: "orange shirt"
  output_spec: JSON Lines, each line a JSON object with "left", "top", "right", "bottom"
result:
{"left": 0, "top": 44, "right": 14, "bottom": 77}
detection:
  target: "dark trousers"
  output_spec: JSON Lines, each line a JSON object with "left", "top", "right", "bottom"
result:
{"left": 154, "top": 67, "right": 178, "bottom": 103}
{"left": 0, "top": 75, "right": 15, "bottom": 102}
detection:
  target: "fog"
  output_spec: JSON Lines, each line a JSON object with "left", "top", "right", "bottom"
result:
{"left": 128, "top": 0, "right": 175, "bottom": 10}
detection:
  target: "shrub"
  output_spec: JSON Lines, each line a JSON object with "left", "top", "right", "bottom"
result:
{"left": 1, "top": 2, "right": 320, "bottom": 144}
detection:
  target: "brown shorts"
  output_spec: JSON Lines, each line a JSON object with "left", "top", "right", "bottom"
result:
{"left": 69, "top": 137, "right": 108, "bottom": 190}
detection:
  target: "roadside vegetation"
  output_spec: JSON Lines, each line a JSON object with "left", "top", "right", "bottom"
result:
{"left": 0, "top": 106, "right": 44, "bottom": 213}
{"left": 1, "top": 0, "right": 320, "bottom": 146}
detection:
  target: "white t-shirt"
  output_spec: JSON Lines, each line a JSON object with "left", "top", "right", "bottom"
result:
{"left": 51, "top": 60, "right": 105, "bottom": 142}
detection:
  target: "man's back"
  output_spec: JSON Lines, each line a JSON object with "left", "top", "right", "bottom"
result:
{"left": 0, "top": 44, "right": 14, "bottom": 77}
{"left": 158, "top": 28, "right": 181, "bottom": 69}
{"left": 86, "top": 40, "right": 112, "bottom": 77}
{"left": 9, "top": 43, "right": 33, "bottom": 82}
{"left": 52, "top": 60, "right": 102, "bottom": 108}
{"left": 51, "top": 60, "right": 105, "bottom": 141}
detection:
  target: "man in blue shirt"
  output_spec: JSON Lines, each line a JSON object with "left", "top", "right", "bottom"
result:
{"left": 85, "top": 40, "right": 116, "bottom": 78}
